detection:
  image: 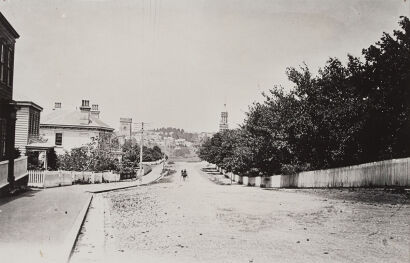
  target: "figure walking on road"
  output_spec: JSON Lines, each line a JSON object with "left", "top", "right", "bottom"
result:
{"left": 181, "top": 169, "right": 188, "bottom": 181}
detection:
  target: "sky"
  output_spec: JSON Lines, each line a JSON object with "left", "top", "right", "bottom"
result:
{"left": 1, "top": 0, "right": 409, "bottom": 132}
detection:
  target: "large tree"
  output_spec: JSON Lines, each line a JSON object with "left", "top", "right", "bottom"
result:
{"left": 199, "top": 17, "right": 410, "bottom": 175}
{"left": 357, "top": 16, "right": 410, "bottom": 162}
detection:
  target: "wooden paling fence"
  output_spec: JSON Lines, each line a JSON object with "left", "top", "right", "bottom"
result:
{"left": 213, "top": 157, "right": 410, "bottom": 188}
{"left": 294, "top": 157, "right": 409, "bottom": 188}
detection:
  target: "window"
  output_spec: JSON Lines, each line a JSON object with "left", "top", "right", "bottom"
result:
{"left": 0, "top": 43, "right": 4, "bottom": 83}
{"left": 35, "top": 113, "right": 39, "bottom": 135}
{"left": 28, "top": 111, "right": 40, "bottom": 137}
{"left": 55, "top": 133, "right": 63, "bottom": 146}
{"left": 0, "top": 118, "right": 6, "bottom": 160}
{"left": 0, "top": 43, "right": 13, "bottom": 86}
{"left": 7, "top": 48, "right": 13, "bottom": 87}
{"left": 29, "top": 112, "right": 33, "bottom": 135}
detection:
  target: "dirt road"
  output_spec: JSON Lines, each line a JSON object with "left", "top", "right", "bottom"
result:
{"left": 71, "top": 162, "right": 409, "bottom": 263}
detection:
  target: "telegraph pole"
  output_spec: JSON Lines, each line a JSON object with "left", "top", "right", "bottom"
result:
{"left": 139, "top": 122, "right": 144, "bottom": 177}
{"left": 162, "top": 139, "right": 167, "bottom": 170}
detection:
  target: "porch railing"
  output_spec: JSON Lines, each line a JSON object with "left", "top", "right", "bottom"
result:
{"left": 0, "top": 156, "right": 28, "bottom": 189}
{"left": 0, "top": 159, "right": 8, "bottom": 187}
{"left": 14, "top": 156, "right": 28, "bottom": 181}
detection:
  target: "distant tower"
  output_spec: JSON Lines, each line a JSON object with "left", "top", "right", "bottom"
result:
{"left": 119, "top": 118, "right": 132, "bottom": 138}
{"left": 219, "top": 104, "right": 229, "bottom": 132}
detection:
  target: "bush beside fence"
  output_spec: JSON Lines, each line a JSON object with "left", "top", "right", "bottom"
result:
{"left": 120, "top": 164, "right": 153, "bottom": 180}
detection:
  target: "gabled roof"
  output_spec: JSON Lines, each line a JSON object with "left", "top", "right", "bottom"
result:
{"left": 40, "top": 110, "right": 114, "bottom": 131}
{"left": 0, "top": 12, "right": 19, "bottom": 39}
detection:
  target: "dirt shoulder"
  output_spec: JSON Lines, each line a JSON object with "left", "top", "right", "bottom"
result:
{"left": 278, "top": 188, "right": 410, "bottom": 205}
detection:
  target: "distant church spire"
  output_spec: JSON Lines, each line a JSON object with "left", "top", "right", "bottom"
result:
{"left": 219, "top": 103, "right": 229, "bottom": 132}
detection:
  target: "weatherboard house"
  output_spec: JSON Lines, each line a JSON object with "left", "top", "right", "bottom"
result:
{"left": 40, "top": 100, "right": 114, "bottom": 154}
{"left": 14, "top": 100, "right": 44, "bottom": 155}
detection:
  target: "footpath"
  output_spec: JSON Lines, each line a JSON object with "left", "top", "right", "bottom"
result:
{"left": 0, "top": 165, "right": 164, "bottom": 263}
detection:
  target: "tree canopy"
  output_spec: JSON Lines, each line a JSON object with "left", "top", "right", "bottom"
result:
{"left": 200, "top": 16, "right": 410, "bottom": 177}
{"left": 58, "top": 134, "right": 119, "bottom": 172}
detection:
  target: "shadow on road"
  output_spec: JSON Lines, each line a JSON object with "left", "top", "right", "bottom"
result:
{"left": 199, "top": 167, "right": 233, "bottom": 186}
{"left": 0, "top": 188, "right": 42, "bottom": 207}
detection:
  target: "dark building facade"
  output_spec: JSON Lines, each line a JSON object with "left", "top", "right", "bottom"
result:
{"left": 0, "top": 12, "right": 20, "bottom": 187}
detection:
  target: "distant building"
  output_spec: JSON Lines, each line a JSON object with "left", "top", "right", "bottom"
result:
{"left": 40, "top": 100, "right": 114, "bottom": 154}
{"left": 219, "top": 104, "right": 229, "bottom": 132}
{"left": 198, "top": 132, "right": 215, "bottom": 145}
{"left": 119, "top": 118, "right": 132, "bottom": 137}
{"left": 175, "top": 138, "right": 187, "bottom": 147}
{"left": 118, "top": 117, "right": 132, "bottom": 145}
{"left": 143, "top": 131, "right": 163, "bottom": 147}
{"left": 164, "top": 137, "right": 176, "bottom": 153}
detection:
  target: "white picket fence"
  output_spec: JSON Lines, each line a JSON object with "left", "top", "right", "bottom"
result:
{"left": 28, "top": 170, "right": 45, "bottom": 187}
{"left": 28, "top": 170, "right": 121, "bottom": 188}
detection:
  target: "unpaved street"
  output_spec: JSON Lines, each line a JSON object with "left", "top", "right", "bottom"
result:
{"left": 71, "top": 162, "right": 410, "bottom": 263}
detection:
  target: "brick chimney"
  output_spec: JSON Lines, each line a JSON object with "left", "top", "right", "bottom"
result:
{"left": 53, "top": 102, "right": 61, "bottom": 110}
{"left": 79, "top": 100, "right": 91, "bottom": 124}
{"left": 91, "top": 104, "right": 100, "bottom": 119}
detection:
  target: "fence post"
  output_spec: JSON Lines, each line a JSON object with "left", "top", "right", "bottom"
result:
{"left": 59, "top": 170, "right": 62, "bottom": 186}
